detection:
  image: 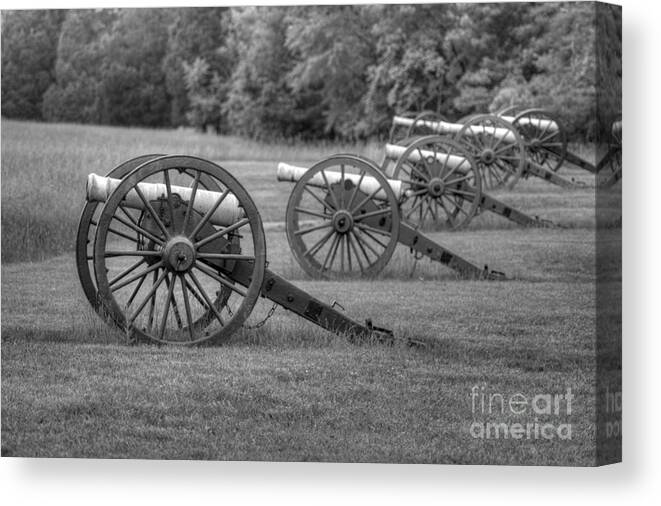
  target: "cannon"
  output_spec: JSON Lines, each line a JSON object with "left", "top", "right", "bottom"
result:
{"left": 277, "top": 154, "right": 506, "bottom": 280}
{"left": 76, "top": 154, "right": 397, "bottom": 345}
{"left": 496, "top": 109, "right": 623, "bottom": 182}
{"left": 390, "top": 112, "right": 581, "bottom": 190}
{"left": 381, "top": 135, "right": 556, "bottom": 229}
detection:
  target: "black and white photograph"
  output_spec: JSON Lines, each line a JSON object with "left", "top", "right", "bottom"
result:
{"left": 1, "top": 0, "right": 622, "bottom": 474}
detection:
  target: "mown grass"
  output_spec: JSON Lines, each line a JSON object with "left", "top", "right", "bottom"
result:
{"left": 1, "top": 119, "right": 620, "bottom": 464}
{"left": 1, "top": 225, "right": 609, "bottom": 464}
{"left": 2, "top": 252, "right": 599, "bottom": 463}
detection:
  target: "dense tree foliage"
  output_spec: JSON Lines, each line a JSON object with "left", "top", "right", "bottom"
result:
{"left": 1, "top": 10, "right": 66, "bottom": 119}
{"left": 1, "top": 3, "right": 621, "bottom": 141}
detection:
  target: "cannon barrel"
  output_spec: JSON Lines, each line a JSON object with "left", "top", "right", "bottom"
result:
{"left": 384, "top": 143, "right": 472, "bottom": 171}
{"left": 276, "top": 162, "right": 406, "bottom": 200}
{"left": 500, "top": 115, "right": 559, "bottom": 131}
{"left": 86, "top": 173, "right": 244, "bottom": 226}
{"left": 392, "top": 115, "right": 518, "bottom": 142}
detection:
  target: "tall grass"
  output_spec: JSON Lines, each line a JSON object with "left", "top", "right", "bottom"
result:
{"left": 0, "top": 120, "right": 381, "bottom": 262}
{"left": 1, "top": 119, "right": 600, "bottom": 263}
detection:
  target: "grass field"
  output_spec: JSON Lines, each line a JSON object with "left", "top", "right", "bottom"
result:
{"left": 1, "top": 119, "right": 621, "bottom": 464}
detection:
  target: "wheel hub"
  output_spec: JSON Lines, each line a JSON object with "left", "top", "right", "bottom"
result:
{"left": 332, "top": 209, "right": 354, "bottom": 234}
{"left": 480, "top": 149, "right": 495, "bottom": 164}
{"left": 428, "top": 177, "right": 445, "bottom": 197}
{"left": 163, "top": 236, "right": 195, "bottom": 272}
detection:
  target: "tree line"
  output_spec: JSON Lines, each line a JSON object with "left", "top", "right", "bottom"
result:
{"left": 1, "top": 3, "right": 621, "bottom": 141}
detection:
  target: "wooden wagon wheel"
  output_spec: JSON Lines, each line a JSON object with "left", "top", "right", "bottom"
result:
{"left": 455, "top": 114, "right": 526, "bottom": 190}
{"left": 92, "top": 155, "right": 266, "bottom": 345}
{"left": 76, "top": 155, "right": 233, "bottom": 322}
{"left": 285, "top": 154, "right": 400, "bottom": 279}
{"left": 391, "top": 135, "right": 482, "bottom": 230}
{"left": 513, "top": 108, "right": 567, "bottom": 173}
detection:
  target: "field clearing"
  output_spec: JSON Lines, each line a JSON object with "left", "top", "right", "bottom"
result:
{"left": 1, "top": 120, "right": 620, "bottom": 464}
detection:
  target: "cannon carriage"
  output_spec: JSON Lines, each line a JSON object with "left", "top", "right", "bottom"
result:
{"left": 277, "top": 153, "right": 507, "bottom": 281}
{"left": 77, "top": 155, "right": 397, "bottom": 346}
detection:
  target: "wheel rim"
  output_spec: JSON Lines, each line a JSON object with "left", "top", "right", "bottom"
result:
{"left": 496, "top": 105, "right": 522, "bottom": 117}
{"left": 455, "top": 114, "right": 526, "bottom": 190}
{"left": 388, "top": 111, "right": 417, "bottom": 144}
{"left": 407, "top": 111, "right": 446, "bottom": 139}
{"left": 392, "top": 135, "right": 482, "bottom": 230}
{"left": 76, "top": 154, "right": 165, "bottom": 312}
{"left": 286, "top": 155, "right": 400, "bottom": 279}
{"left": 513, "top": 108, "right": 567, "bottom": 173}
{"left": 93, "top": 155, "right": 266, "bottom": 345}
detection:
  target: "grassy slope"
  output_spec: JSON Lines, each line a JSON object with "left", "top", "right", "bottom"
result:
{"left": 1, "top": 120, "right": 621, "bottom": 464}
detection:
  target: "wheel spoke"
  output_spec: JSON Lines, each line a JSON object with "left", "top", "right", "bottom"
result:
{"left": 128, "top": 268, "right": 168, "bottom": 328}
{"left": 179, "top": 274, "right": 195, "bottom": 341}
{"left": 107, "top": 226, "right": 141, "bottom": 244}
{"left": 104, "top": 250, "right": 161, "bottom": 258}
{"left": 194, "top": 217, "right": 250, "bottom": 249}
{"left": 125, "top": 270, "right": 148, "bottom": 309}
{"left": 196, "top": 253, "right": 255, "bottom": 261}
{"left": 405, "top": 196, "right": 425, "bottom": 220}
{"left": 442, "top": 195, "right": 469, "bottom": 216}
{"left": 355, "top": 222, "right": 391, "bottom": 239}
{"left": 303, "top": 185, "right": 333, "bottom": 212}
{"left": 350, "top": 183, "right": 382, "bottom": 215}
{"left": 194, "top": 261, "right": 247, "bottom": 298}
{"left": 294, "top": 206, "right": 332, "bottom": 220}
{"left": 188, "top": 187, "right": 230, "bottom": 241}
{"left": 294, "top": 221, "right": 332, "bottom": 236}
{"left": 320, "top": 169, "right": 340, "bottom": 210}
{"left": 491, "top": 128, "right": 508, "bottom": 151}
{"left": 302, "top": 228, "right": 335, "bottom": 258}
{"left": 345, "top": 170, "right": 366, "bottom": 210}
{"left": 353, "top": 228, "right": 383, "bottom": 259}
{"left": 164, "top": 273, "right": 183, "bottom": 330}
{"left": 119, "top": 205, "right": 140, "bottom": 228}
{"left": 158, "top": 273, "right": 177, "bottom": 339}
{"left": 183, "top": 170, "right": 201, "bottom": 234}
{"left": 444, "top": 173, "right": 473, "bottom": 185}
{"left": 339, "top": 164, "right": 345, "bottom": 208}
{"left": 346, "top": 232, "right": 364, "bottom": 273}
{"left": 134, "top": 185, "right": 170, "bottom": 240}
{"left": 353, "top": 206, "right": 392, "bottom": 221}
{"left": 109, "top": 258, "right": 145, "bottom": 288}
{"left": 405, "top": 162, "right": 431, "bottom": 182}
{"left": 344, "top": 234, "right": 352, "bottom": 272}
{"left": 449, "top": 188, "right": 477, "bottom": 199}
{"left": 112, "top": 213, "right": 164, "bottom": 246}
{"left": 163, "top": 169, "right": 177, "bottom": 233}
{"left": 339, "top": 235, "right": 345, "bottom": 272}
{"left": 111, "top": 260, "right": 164, "bottom": 293}
{"left": 427, "top": 199, "right": 438, "bottom": 222}
{"left": 188, "top": 271, "right": 225, "bottom": 327}
{"left": 321, "top": 234, "right": 340, "bottom": 272}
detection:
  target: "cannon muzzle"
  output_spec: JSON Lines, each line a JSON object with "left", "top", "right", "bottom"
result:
{"left": 86, "top": 173, "right": 244, "bottom": 226}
